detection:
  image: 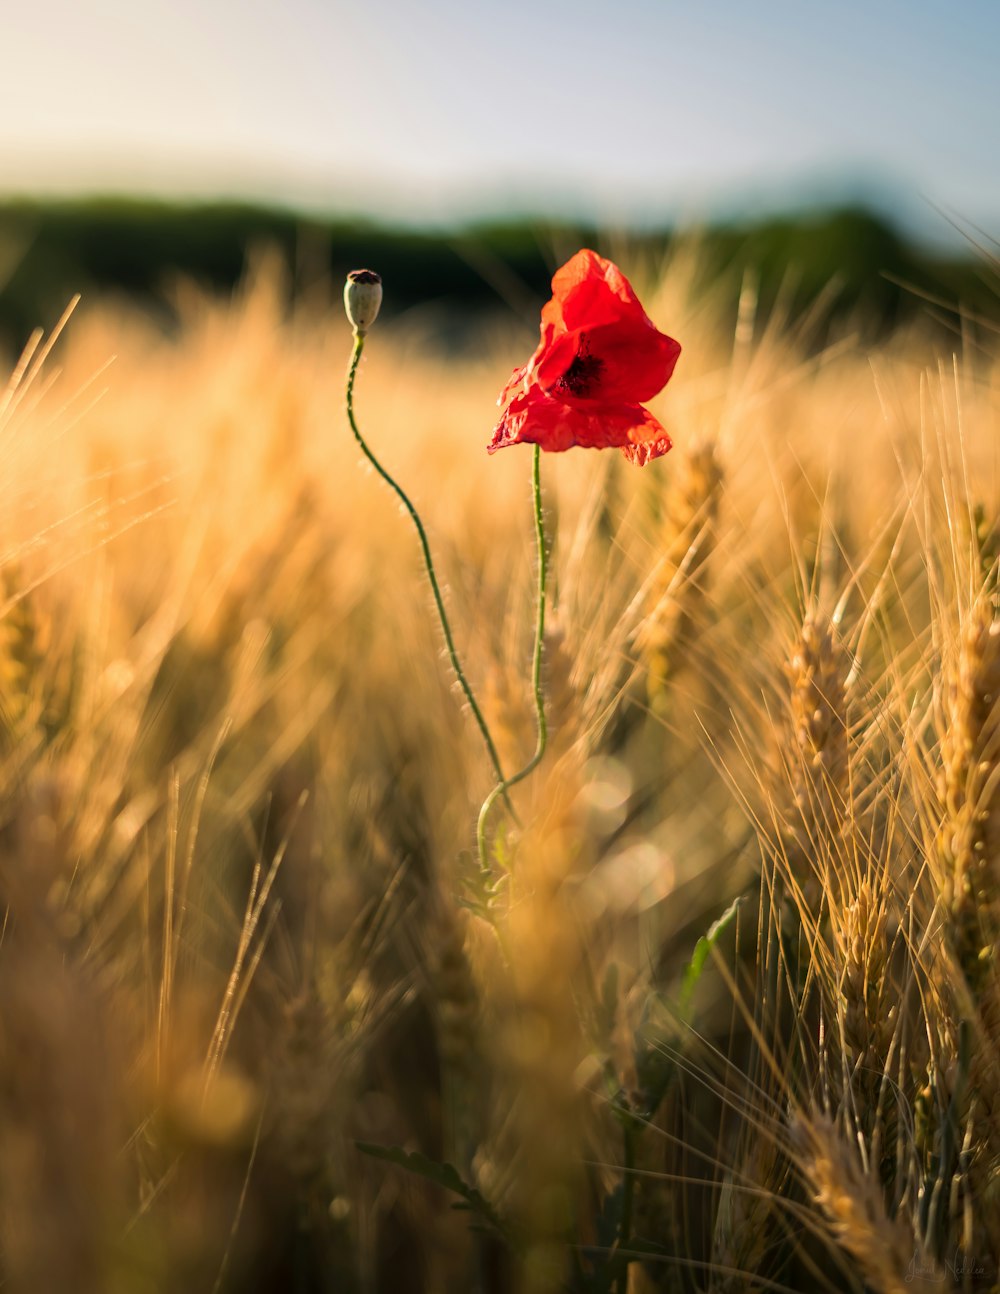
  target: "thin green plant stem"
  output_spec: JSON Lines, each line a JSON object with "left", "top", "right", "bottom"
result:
{"left": 345, "top": 332, "right": 512, "bottom": 808}
{"left": 476, "top": 443, "right": 548, "bottom": 868}
{"left": 612, "top": 1124, "right": 638, "bottom": 1294}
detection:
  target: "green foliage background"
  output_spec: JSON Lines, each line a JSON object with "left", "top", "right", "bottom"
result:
{"left": 0, "top": 197, "right": 991, "bottom": 348}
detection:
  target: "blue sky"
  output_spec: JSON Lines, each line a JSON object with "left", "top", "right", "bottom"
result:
{"left": 3, "top": 0, "right": 997, "bottom": 241}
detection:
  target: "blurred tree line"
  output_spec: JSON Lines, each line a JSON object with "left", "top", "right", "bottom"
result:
{"left": 0, "top": 196, "right": 993, "bottom": 351}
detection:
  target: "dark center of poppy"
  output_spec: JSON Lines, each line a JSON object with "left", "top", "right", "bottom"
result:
{"left": 552, "top": 351, "right": 604, "bottom": 399}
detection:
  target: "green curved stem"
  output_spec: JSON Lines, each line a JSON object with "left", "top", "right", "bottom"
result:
{"left": 477, "top": 443, "right": 548, "bottom": 869}
{"left": 346, "top": 332, "right": 512, "bottom": 808}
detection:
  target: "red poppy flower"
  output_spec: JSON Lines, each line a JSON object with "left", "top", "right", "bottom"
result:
{"left": 488, "top": 249, "right": 681, "bottom": 466}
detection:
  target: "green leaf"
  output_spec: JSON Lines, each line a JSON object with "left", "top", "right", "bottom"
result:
{"left": 677, "top": 895, "right": 742, "bottom": 1022}
{"left": 356, "top": 1142, "right": 511, "bottom": 1243}
{"left": 457, "top": 847, "right": 509, "bottom": 920}
{"left": 628, "top": 896, "right": 744, "bottom": 1123}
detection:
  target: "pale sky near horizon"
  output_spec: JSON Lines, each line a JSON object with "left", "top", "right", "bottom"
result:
{"left": 3, "top": 0, "right": 998, "bottom": 241}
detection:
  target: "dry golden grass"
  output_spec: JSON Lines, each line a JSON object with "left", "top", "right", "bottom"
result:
{"left": 0, "top": 244, "right": 997, "bottom": 1292}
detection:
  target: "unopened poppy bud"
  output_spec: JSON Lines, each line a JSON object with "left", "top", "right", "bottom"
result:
{"left": 344, "top": 269, "right": 383, "bottom": 335}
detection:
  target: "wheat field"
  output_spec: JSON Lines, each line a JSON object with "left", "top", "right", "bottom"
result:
{"left": 0, "top": 243, "right": 997, "bottom": 1293}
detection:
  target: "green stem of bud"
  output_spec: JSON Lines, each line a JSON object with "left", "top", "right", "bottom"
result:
{"left": 345, "top": 332, "right": 514, "bottom": 812}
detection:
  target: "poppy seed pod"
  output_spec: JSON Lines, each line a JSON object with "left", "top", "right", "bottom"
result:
{"left": 344, "top": 269, "right": 383, "bottom": 335}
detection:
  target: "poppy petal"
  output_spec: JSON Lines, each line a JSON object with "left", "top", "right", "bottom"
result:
{"left": 621, "top": 429, "right": 673, "bottom": 466}
{"left": 544, "top": 249, "right": 647, "bottom": 333}
{"left": 497, "top": 363, "right": 530, "bottom": 406}
{"left": 535, "top": 320, "right": 681, "bottom": 405}
{"left": 488, "top": 388, "right": 672, "bottom": 460}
